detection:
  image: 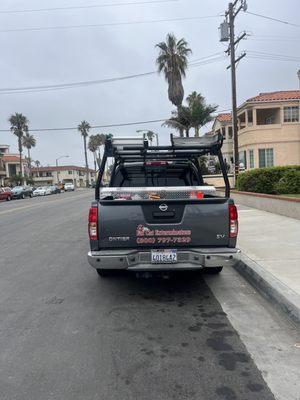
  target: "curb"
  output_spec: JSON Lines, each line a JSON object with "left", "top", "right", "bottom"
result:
{"left": 234, "top": 253, "right": 300, "bottom": 327}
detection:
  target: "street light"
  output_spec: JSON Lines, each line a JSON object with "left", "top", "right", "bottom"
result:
{"left": 55, "top": 155, "right": 69, "bottom": 184}
{"left": 136, "top": 130, "right": 159, "bottom": 145}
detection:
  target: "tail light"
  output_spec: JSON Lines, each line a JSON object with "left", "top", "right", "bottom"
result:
{"left": 189, "top": 191, "right": 204, "bottom": 199}
{"left": 229, "top": 204, "right": 238, "bottom": 238}
{"left": 88, "top": 206, "right": 98, "bottom": 240}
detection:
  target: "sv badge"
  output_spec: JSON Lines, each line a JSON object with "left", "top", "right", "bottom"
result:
{"left": 216, "top": 234, "right": 225, "bottom": 239}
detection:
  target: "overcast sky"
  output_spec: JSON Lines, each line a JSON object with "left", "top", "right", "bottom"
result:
{"left": 0, "top": 0, "right": 299, "bottom": 167}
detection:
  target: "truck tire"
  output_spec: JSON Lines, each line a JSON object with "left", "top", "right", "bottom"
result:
{"left": 203, "top": 267, "right": 223, "bottom": 274}
{"left": 97, "top": 269, "right": 114, "bottom": 277}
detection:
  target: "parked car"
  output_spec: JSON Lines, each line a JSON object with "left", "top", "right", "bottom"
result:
{"left": 87, "top": 136, "right": 240, "bottom": 277}
{"left": 57, "top": 183, "right": 65, "bottom": 191}
{"left": 11, "top": 186, "right": 33, "bottom": 199}
{"left": 48, "top": 185, "right": 61, "bottom": 194}
{"left": 0, "top": 187, "right": 12, "bottom": 201}
{"left": 33, "top": 186, "right": 52, "bottom": 196}
{"left": 64, "top": 183, "right": 75, "bottom": 191}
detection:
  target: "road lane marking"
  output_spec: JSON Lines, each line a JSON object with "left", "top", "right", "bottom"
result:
{"left": 0, "top": 192, "right": 92, "bottom": 216}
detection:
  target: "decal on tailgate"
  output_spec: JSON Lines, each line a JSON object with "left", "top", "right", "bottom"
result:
{"left": 136, "top": 225, "right": 192, "bottom": 245}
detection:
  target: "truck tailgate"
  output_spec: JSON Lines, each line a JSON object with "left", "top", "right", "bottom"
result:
{"left": 98, "top": 198, "right": 231, "bottom": 249}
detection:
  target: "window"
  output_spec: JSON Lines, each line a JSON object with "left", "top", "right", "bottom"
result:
{"left": 68, "top": 170, "right": 73, "bottom": 175}
{"left": 265, "top": 115, "right": 274, "bottom": 124}
{"left": 221, "top": 127, "right": 226, "bottom": 139}
{"left": 259, "top": 149, "right": 273, "bottom": 168}
{"left": 249, "top": 150, "right": 254, "bottom": 168}
{"left": 239, "top": 151, "right": 247, "bottom": 169}
{"left": 266, "top": 149, "right": 274, "bottom": 166}
{"left": 228, "top": 126, "right": 233, "bottom": 139}
{"left": 283, "top": 106, "right": 299, "bottom": 122}
{"left": 247, "top": 109, "right": 253, "bottom": 125}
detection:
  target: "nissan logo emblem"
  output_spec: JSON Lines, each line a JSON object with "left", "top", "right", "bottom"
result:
{"left": 159, "top": 204, "right": 168, "bottom": 212}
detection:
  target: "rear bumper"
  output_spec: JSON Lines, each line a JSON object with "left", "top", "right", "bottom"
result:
{"left": 87, "top": 248, "right": 240, "bottom": 271}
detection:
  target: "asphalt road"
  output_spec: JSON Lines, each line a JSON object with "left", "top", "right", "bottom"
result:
{"left": 0, "top": 191, "right": 297, "bottom": 400}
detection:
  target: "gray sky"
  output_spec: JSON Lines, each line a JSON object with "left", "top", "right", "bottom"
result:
{"left": 0, "top": 0, "right": 299, "bottom": 167}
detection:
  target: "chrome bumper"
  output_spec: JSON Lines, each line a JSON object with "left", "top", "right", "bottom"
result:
{"left": 87, "top": 248, "right": 240, "bottom": 271}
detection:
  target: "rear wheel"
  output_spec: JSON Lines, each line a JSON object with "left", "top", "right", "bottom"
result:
{"left": 203, "top": 266, "right": 223, "bottom": 274}
{"left": 6, "top": 196, "right": 11, "bottom": 201}
{"left": 96, "top": 269, "right": 115, "bottom": 277}
{"left": 30, "top": 193, "right": 33, "bottom": 198}
{"left": 21, "top": 193, "right": 25, "bottom": 199}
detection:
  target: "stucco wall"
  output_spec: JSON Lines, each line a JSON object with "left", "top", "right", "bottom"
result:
{"left": 217, "top": 190, "right": 300, "bottom": 220}
{"left": 203, "top": 174, "right": 234, "bottom": 188}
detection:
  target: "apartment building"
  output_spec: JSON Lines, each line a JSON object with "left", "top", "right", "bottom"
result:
{"left": 31, "top": 166, "right": 96, "bottom": 187}
{"left": 211, "top": 113, "right": 233, "bottom": 166}
{"left": 212, "top": 90, "right": 300, "bottom": 170}
{"left": 0, "top": 145, "right": 28, "bottom": 186}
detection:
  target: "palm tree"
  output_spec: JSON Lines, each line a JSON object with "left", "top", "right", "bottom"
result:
{"left": 163, "top": 92, "right": 218, "bottom": 138}
{"left": 145, "top": 130, "right": 156, "bottom": 145}
{"left": 187, "top": 91, "right": 218, "bottom": 137}
{"left": 88, "top": 135, "right": 99, "bottom": 172}
{"left": 22, "top": 133, "right": 36, "bottom": 173}
{"left": 8, "top": 113, "right": 29, "bottom": 176}
{"left": 77, "top": 120, "right": 91, "bottom": 187}
{"left": 156, "top": 34, "right": 192, "bottom": 110}
{"left": 163, "top": 106, "right": 192, "bottom": 137}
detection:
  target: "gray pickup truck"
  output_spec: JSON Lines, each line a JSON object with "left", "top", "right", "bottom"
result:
{"left": 87, "top": 135, "right": 239, "bottom": 277}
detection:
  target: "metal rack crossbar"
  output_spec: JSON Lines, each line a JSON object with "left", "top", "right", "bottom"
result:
{"left": 95, "top": 134, "right": 230, "bottom": 199}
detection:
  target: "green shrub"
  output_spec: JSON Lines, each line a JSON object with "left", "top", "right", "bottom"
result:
{"left": 236, "top": 166, "right": 300, "bottom": 194}
{"left": 274, "top": 170, "right": 300, "bottom": 194}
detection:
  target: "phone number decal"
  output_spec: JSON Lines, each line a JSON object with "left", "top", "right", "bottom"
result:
{"left": 137, "top": 236, "right": 191, "bottom": 244}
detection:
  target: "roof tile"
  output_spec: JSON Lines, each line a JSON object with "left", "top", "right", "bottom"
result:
{"left": 216, "top": 112, "right": 232, "bottom": 122}
{"left": 246, "top": 90, "right": 300, "bottom": 103}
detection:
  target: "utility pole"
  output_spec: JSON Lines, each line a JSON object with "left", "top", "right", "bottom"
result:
{"left": 219, "top": 0, "right": 247, "bottom": 187}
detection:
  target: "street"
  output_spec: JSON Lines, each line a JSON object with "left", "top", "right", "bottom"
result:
{"left": 0, "top": 191, "right": 299, "bottom": 400}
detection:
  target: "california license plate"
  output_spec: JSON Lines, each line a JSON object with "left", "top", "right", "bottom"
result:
{"left": 151, "top": 249, "right": 177, "bottom": 264}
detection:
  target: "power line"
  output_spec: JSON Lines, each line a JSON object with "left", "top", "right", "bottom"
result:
{"left": 247, "top": 50, "right": 300, "bottom": 61}
{"left": 0, "top": 53, "right": 226, "bottom": 94}
{"left": 0, "top": 0, "right": 179, "bottom": 14}
{"left": 0, "top": 110, "right": 231, "bottom": 133}
{"left": 248, "top": 38, "right": 300, "bottom": 42}
{"left": 249, "top": 35, "right": 300, "bottom": 41}
{"left": 0, "top": 15, "right": 220, "bottom": 34}
{"left": 248, "top": 56, "right": 300, "bottom": 62}
{"left": 246, "top": 11, "right": 300, "bottom": 28}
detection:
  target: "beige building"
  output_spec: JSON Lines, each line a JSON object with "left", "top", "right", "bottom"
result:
{"left": 212, "top": 90, "right": 300, "bottom": 170}
{"left": 212, "top": 113, "right": 233, "bottom": 167}
{"left": 0, "top": 145, "right": 28, "bottom": 186}
{"left": 31, "top": 165, "right": 96, "bottom": 187}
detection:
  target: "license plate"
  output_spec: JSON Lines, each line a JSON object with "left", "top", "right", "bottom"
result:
{"left": 151, "top": 249, "right": 177, "bottom": 264}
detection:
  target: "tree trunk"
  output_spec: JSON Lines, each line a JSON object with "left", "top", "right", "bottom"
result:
{"left": 83, "top": 136, "right": 89, "bottom": 187}
{"left": 97, "top": 149, "right": 101, "bottom": 167}
{"left": 195, "top": 126, "right": 200, "bottom": 137}
{"left": 27, "top": 148, "right": 31, "bottom": 175}
{"left": 93, "top": 152, "right": 97, "bottom": 172}
{"left": 18, "top": 136, "right": 23, "bottom": 177}
{"left": 177, "top": 105, "right": 184, "bottom": 137}
{"left": 185, "top": 128, "right": 190, "bottom": 137}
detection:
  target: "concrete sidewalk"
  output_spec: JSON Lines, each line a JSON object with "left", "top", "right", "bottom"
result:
{"left": 236, "top": 205, "right": 300, "bottom": 325}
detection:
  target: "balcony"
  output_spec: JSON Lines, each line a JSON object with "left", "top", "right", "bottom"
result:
{"left": 33, "top": 176, "right": 54, "bottom": 181}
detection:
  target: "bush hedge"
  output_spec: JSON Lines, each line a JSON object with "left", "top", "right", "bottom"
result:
{"left": 236, "top": 166, "right": 300, "bottom": 194}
